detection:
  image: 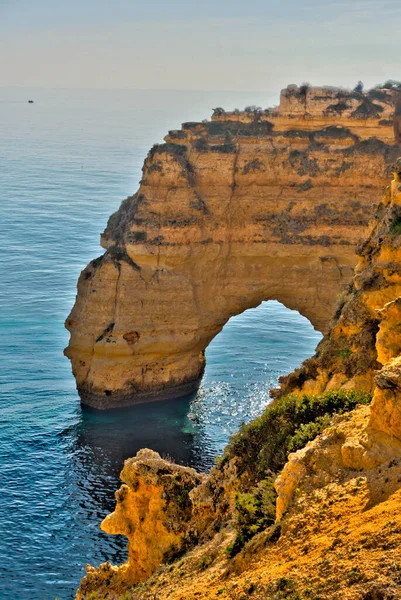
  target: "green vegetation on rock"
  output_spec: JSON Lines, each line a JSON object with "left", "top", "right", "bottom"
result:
{"left": 223, "top": 390, "right": 372, "bottom": 555}
{"left": 225, "top": 389, "right": 372, "bottom": 481}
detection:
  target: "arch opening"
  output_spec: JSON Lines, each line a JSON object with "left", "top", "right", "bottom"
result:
{"left": 188, "top": 300, "right": 322, "bottom": 459}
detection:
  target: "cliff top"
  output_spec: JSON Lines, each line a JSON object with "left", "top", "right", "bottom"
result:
{"left": 212, "top": 82, "right": 400, "bottom": 121}
{"left": 162, "top": 83, "right": 400, "bottom": 147}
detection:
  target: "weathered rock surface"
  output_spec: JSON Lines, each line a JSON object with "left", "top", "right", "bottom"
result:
{"left": 277, "top": 157, "right": 401, "bottom": 397}
{"left": 65, "top": 84, "right": 400, "bottom": 408}
{"left": 77, "top": 409, "right": 401, "bottom": 600}
{"left": 76, "top": 449, "right": 203, "bottom": 599}
{"left": 76, "top": 160, "right": 401, "bottom": 600}
{"left": 273, "top": 165, "right": 401, "bottom": 517}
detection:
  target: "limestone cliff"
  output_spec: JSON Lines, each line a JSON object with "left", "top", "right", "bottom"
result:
{"left": 76, "top": 163, "right": 401, "bottom": 600}
{"left": 277, "top": 158, "right": 401, "bottom": 397}
{"left": 65, "top": 84, "right": 399, "bottom": 408}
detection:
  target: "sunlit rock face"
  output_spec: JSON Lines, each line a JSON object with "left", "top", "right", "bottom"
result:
{"left": 277, "top": 159, "right": 401, "bottom": 398}
{"left": 76, "top": 449, "right": 203, "bottom": 599}
{"left": 272, "top": 165, "right": 401, "bottom": 519}
{"left": 76, "top": 170, "right": 401, "bottom": 600}
{"left": 65, "top": 84, "right": 399, "bottom": 408}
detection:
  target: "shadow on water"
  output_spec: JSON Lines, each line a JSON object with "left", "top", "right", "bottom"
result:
{"left": 74, "top": 392, "right": 202, "bottom": 473}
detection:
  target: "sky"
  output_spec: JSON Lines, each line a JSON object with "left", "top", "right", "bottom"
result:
{"left": 1, "top": 0, "right": 400, "bottom": 91}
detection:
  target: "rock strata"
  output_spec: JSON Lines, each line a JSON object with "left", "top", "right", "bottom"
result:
{"left": 65, "top": 84, "right": 399, "bottom": 408}
{"left": 277, "top": 157, "right": 401, "bottom": 397}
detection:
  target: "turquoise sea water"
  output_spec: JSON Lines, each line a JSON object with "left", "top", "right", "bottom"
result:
{"left": 0, "top": 89, "right": 322, "bottom": 599}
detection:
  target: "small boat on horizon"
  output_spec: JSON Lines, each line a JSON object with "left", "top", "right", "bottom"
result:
{"left": 28, "top": 100, "right": 34, "bottom": 103}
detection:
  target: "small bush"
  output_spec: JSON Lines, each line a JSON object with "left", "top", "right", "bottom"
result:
{"left": 182, "top": 122, "right": 202, "bottom": 130}
{"left": 205, "top": 119, "right": 274, "bottom": 138}
{"left": 381, "top": 80, "right": 401, "bottom": 90}
{"left": 368, "top": 89, "right": 389, "bottom": 103}
{"left": 149, "top": 142, "right": 187, "bottom": 159}
{"left": 194, "top": 137, "right": 209, "bottom": 153}
{"left": 198, "top": 554, "right": 214, "bottom": 570}
{"left": 147, "top": 161, "right": 163, "bottom": 174}
{"left": 168, "top": 129, "right": 187, "bottom": 139}
{"left": 210, "top": 142, "right": 236, "bottom": 154}
{"left": 287, "top": 414, "right": 333, "bottom": 453}
{"left": 226, "top": 478, "right": 276, "bottom": 557}
{"left": 244, "top": 104, "right": 262, "bottom": 113}
{"left": 351, "top": 99, "right": 384, "bottom": 119}
{"left": 390, "top": 218, "right": 401, "bottom": 236}
{"left": 325, "top": 101, "right": 350, "bottom": 115}
{"left": 335, "top": 348, "right": 352, "bottom": 360}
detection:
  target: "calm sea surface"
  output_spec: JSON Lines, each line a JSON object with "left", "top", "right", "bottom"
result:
{"left": 0, "top": 89, "right": 322, "bottom": 599}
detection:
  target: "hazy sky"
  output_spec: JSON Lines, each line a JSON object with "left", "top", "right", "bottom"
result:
{"left": 1, "top": 0, "right": 400, "bottom": 91}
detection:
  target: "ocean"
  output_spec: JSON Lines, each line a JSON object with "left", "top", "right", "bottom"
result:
{"left": 0, "top": 88, "right": 321, "bottom": 599}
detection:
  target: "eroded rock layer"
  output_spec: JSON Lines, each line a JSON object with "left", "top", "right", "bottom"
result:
{"left": 77, "top": 449, "right": 203, "bottom": 597}
{"left": 277, "top": 158, "right": 401, "bottom": 397}
{"left": 65, "top": 84, "right": 399, "bottom": 408}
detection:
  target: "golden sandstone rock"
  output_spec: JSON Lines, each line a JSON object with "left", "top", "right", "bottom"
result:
{"left": 274, "top": 166, "right": 401, "bottom": 518}
{"left": 77, "top": 161, "right": 401, "bottom": 598}
{"left": 76, "top": 449, "right": 203, "bottom": 599}
{"left": 277, "top": 159, "right": 401, "bottom": 398}
{"left": 66, "top": 84, "right": 399, "bottom": 408}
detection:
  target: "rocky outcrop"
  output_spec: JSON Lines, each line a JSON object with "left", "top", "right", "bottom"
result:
{"left": 76, "top": 449, "right": 203, "bottom": 599}
{"left": 273, "top": 164, "right": 401, "bottom": 517}
{"left": 65, "top": 84, "right": 400, "bottom": 408}
{"left": 77, "top": 401, "right": 401, "bottom": 600}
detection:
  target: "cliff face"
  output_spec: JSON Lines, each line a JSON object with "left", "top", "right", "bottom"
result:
{"left": 277, "top": 159, "right": 401, "bottom": 397}
{"left": 76, "top": 167, "right": 401, "bottom": 600}
{"left": 65, "top": 84, "right": 399, "bottom": 408}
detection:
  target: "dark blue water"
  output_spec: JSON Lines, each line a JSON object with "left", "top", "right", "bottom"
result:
{"left": 0, "top": 89, "right": 321, "bottom": 600}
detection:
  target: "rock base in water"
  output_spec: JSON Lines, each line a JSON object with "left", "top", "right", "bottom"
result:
{"left": 79, "top": 378, "right": 201, "bottom": 409}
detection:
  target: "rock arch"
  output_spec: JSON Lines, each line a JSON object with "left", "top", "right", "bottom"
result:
{"left": 65, "top": 86, "right": 399, "bottom": 408}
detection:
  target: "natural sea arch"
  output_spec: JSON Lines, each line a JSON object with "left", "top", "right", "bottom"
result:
{"left": 65, "top": 98, "right": 394, "bottom": 409}
{"left": 74, "top": 301, "right": 322, "bottom": 476}
{"left": 66, "top": 249, "right": 351, "bottom": 409}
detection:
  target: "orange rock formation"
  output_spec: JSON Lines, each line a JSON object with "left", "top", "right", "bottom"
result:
{"left": 76, "top": 449, "right": 203, "bottom": 599}
{"left": 76, "top": 157, "right": 401, "bottom": 600}
{"left": 65, "top": 84, "right": 399, "bottom": 408}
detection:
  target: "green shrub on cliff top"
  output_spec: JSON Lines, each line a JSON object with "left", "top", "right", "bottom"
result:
{"left": 224, "top": 389, "right": 371, "bottom": 484}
